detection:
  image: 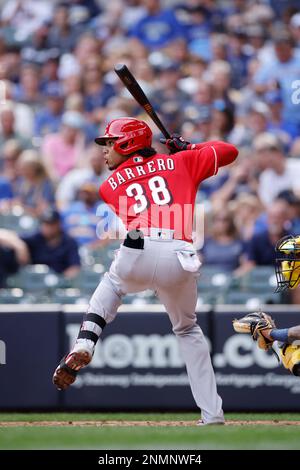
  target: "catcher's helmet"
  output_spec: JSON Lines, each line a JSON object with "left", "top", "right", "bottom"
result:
{"left": 275, "top": 235, "right": 300, "bottom": 291}
{"left": 95, "top": 117, "right": 152, "bottom": 156}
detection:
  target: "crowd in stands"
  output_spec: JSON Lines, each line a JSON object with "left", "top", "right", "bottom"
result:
{"left": 0, "top": 0, "right": 300, "bottom": 303}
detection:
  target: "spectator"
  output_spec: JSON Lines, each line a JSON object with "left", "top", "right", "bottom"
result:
{"left": 12, "top": 63, "right": 43, "bottom": 112}
{"left": 82, "top": 56, "right": 116, "bottom": 122}
{"left": 254, "top": 190, "right": 300, "bottom": 236}
{"left": 231, "top": 193, "right": 263, "bottom": 242}
{"left": 253, "top": 29, "right": 300, "bottom": 139}
{"left": 199, "top": 208, "right": 245, "bottom": 272}
{"left": 245, "top": 24, "right": 266, "bottom": 59}
{"left": 211, "top": 153, "right": 258, "bottom": 206}
{"left": 264, "top": 90, "right": 292, "bottom": 147}
{"left": 207, "top": 60, "right": 234, "bottom": 109}
{"left": 56, "top": 144, "right": 108, "bottom": 208}
{"left": 0, "top": 139, "right": 22, "bottom": 196}
{"left": 290, "top": 136, "right": 300, "bottom": 159}
{"left": 0, "top": 0, "right": 54, "bottom": 42}
{"left": 182, "top": 106, "right": 212, "bottom": 144}
{"left": 254, "top": 133, "right": 300, "bottom": 207}
{"left": 40, "top": 56, "right": 60, "bottom": 93}
{"left": 47, "top": 2, "right": 79, "bottom": 54}
{"left": 0, "top": 176, "right": 13, "bottom": 205}
{"left": 0, "top": 102, "right": 32, "bottom": 152}
{"left": 230, "top": 101, "right": 270, "bottom": 148}
{"left": 239, "top": 199, "right": 291, "bottom": 273}
{"left": 73, "top": 32, "right": 100, "bottom": 68}
{"left": 34, "top": 83, "right": 64, "bottom": 138}
{"left": 290, "top": 13, "right": 300, "bottom": 49}
{"left": 211, "top": 99, "right": 235, "bottom": 140}
{"left": 176, "top": 4, "right": 212, "bottom": 61}
{"left": 22, "top": 208, "right": 80, "bottom": 278}
{"left": 68, "top": 0, "right": 101, "bottom": 23}
{"left": 119, "top": 0, "right": 146, "bottom": 33}
{"left": 150, "top": 60, "right": 190, "bottom": 133}
{"left": 130, "top": 0, "right": 185, "bottom": 50}
{"left": 227, "top": 30, "right": 251, "bottom": 89}
{"left": 15, "top": 150, "right": 55, "bottom": 217}
{"left": 21, "top": 22, "right": 53, "bottom": 66}
{"left": 0, "top": 229, "right": 29, "bottom": 287}
{"left": 62, "top": 182, "right": 118, "bottom": 248}
{"left": 42, "top": 110, "right": 86, "bottom": 182}
{"left": 211, "top": 34, "right": 228, "bottom": 61}
{"left": 0, "top": 80, "right": 34, "bottom": 139}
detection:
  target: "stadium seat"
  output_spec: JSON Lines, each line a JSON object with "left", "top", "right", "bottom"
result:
{"left": 72, "top": 265, "right": 104, "bottom": 293}
{"left": 52, "top": 288, "right": 89, "bottom": 305}
{"left": 0, "top": 288, "right": 24, "bottom": 304}
{"left": 0, "top": 213, "right": 38, "bottom": 235}
{"left": 197, "top": 265, "right": 231, "bottom": 291}
{"left": 197, "top": 293, "right": 215, "bottom": 306}
{"left": 6, "top": 265, "right": 61, "bottom": 291}
{"left": 220, "top": 290, "right": 281, "bottom": 307}
{"left": 239, "top": 266, "right": 277, "bottom": 293}
{"left": 84, "top": 241, "right": 120, "bottom": 269}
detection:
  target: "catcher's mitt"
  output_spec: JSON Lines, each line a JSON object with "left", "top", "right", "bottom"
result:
{"left": 232, "top": 311, "right": 276, "bottom": 351}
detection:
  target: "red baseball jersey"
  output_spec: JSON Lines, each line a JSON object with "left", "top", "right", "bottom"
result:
{"left": 99, "top": 141, "right": 238, "bottom": 242}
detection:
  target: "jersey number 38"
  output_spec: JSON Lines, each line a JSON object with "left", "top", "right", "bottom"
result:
{"left": 126, "top": 176, "right": 172, "bottom": 214}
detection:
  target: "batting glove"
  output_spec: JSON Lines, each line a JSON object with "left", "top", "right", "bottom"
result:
{"left": 160, "top": 134, "right": 190, "bottom": 154}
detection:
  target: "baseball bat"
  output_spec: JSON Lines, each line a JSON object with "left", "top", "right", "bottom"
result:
{"left": 114, "top": 63, "right": 171, "bottom": 139}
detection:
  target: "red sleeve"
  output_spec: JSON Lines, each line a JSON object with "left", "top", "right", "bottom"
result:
{"left": 176, "top": 141, "right": 238, "bottom": 185}
{"left": 99, "top": 182, "right": 108, "bottom": 203}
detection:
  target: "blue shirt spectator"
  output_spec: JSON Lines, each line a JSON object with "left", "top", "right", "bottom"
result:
{"left": 201, "top": 237, "right": 245, "bottom": 271}
{"left": 17, "top": 178, "right": 55, "bottom": 209}
{"left": 62, "top": 183, "right": 119, "bottom": 247}
{"left": 130, "top": 5, "right": 185, "bottom": 50}
{"left": 253, "top": 32, "right": 300, "bottom": 136}
{"left": 245, "top": 230, "right": 282, "bottom": 266}
{"left": 199, "top": 210, "right": 245, "bottom": 271}
{"left": 47, "top": 3, "right": 82, "bottom": 53}
{"left": 22, "top": 209, "right": 81, "bottom": 276}
{"left": 0, "top": 177, "right": 13, "bottom": 201}
{"left": 84, "top": 83, "right": 116, "bottom": 113}
{"left": 34, "top": 108, "right": 63, "bottom": 138}
{"left": 245, "top": 200, "right": 290, "bottom": 266}
{"left": 16, "top": 150, "right": 56, "bottom": 215}
{"left": 34, "top": 82, "right": 64, "bottom": 137}
{"left": 175, "top": 5, "right": 212, "bottom": 60}
{"left": 227, "top": 32, "right": 251, "bottom": 89}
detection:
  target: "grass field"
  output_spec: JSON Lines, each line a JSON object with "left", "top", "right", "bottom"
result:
{"left": 0, "top": 413, "right": 300, "bottom": 449}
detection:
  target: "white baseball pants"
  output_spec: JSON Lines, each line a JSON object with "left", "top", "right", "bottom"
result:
{"left": 87, "top": 237, "right": 224, "bottom": 423}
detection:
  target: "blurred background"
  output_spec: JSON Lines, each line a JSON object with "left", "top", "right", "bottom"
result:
{"left": 0, "top": 0, "right": 300, "bottom": 307}
{"left": 1, "top": 0, "right": 300, "bottom": 412}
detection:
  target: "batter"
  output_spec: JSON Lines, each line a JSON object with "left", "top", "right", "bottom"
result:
{"left": 53, "top": 117, "right": 239, "bottom": 425}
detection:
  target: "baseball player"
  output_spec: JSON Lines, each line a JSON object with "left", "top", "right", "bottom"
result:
{"left": 53, "top": 117, "right": 239, "bottom": 425}
{"left": 233, "top": 234, "right": 300, "bottom": 376}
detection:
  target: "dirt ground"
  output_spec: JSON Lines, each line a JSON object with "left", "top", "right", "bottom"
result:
{"left": 1, "top": 420, "right": 300, "bottom": 427}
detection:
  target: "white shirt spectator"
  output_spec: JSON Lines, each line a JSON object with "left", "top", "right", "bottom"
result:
{"left": 1, "top": 0, "right": 54, "bottom": 42}
{"left": 56, "top": 167, "right": 109, "bottom": 208}
{"left": 258, "top": 159, "right": 300, "bottom": 207}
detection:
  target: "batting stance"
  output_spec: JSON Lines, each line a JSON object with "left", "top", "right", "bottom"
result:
{"left": 233, "top": 235, "right": 300, "bottom": 376}
{"left": 53, "top": 117, "right": 239, "bottom": 425}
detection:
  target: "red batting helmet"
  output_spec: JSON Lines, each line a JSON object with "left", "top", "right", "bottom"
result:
{"left": 95, "top": 117, "right": 152, "bottom": 156}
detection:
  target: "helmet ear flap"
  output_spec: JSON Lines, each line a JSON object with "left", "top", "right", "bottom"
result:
{"left": 119, "top": 139, "right": 134, "bottom": 150}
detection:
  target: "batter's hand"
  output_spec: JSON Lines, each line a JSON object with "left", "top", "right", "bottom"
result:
{"left": 160, "top": 134, "right": 190, "bottom": 154}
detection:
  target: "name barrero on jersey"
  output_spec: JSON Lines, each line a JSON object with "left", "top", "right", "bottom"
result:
{"left": 107, "top": 157, "right": 175, "bottom": 191}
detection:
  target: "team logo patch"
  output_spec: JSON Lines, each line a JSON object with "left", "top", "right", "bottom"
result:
{"left": 133, "top": 156, "right": 143, "bottom": 163}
